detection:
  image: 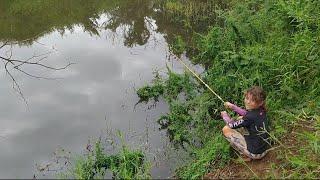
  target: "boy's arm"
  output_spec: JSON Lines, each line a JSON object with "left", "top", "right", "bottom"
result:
{"left": 229, "top": 103, "right": 247, "bottom": 116}
{"left": 228, "top": 115, "right": 254, "bottom": 129}
{"left": 221, "top": 111, "right": 235, "bottom": 124}
{"left": 227, "top": 118, "right": 248, "bottom": 129}
{"left": 221, "top": 111, "right": 252, "bottom": 129}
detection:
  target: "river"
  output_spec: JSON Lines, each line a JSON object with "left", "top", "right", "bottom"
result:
{"left": 0, "top": 0, "right": 225, "bottom": 178}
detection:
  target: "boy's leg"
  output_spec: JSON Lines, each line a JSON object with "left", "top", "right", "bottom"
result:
{"left": 222, "top": 125, "right": 267, "bottom": 160}
{"left": 222, "top": 126, "right": 248, "bottom": 155}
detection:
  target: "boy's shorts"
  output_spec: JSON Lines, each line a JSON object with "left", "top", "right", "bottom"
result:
{"left": 224, "top": 128, "right": 267, "bottom": 159}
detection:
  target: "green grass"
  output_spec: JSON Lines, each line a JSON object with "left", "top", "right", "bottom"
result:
{"left": 59, "top": 140, "right": 151, "bottom": 179}
{"left": 138, "top": 0, "right": 320, "bottom": 178}
{"left": 175, "top": 133, "right": 230, "bottom": 179}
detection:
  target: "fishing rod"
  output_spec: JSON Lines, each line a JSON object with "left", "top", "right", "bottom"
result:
{"left": 173, "top": 56, "right": 225, "bottom": 103}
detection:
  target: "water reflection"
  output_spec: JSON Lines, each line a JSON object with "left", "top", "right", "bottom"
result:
{"left": 103, "top": 0, "right": 155, "bottom": 47}
{"left": 0, "top": 0, "right": 228, "bottom": 178}
{"left": 0, "top": 0, "right": 156, "bottom": 47}
{"left": 0, "top": 0, "right": 106, "bottom": 44}
{"left": 0, "top": 0, "right": 228, "bottom": 47}
{"left": 0, "top": 25, "right": 176, "bottom": 178}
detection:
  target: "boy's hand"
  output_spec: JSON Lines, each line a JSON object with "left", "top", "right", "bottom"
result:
{"left": 220, "top": 111, "right": 228, "bottom": 117}
{"left": 224, "top": 102, "right": 233, "bottom": 109}
{"left": 237, "top": 116, "right": 243, "bottom": 120}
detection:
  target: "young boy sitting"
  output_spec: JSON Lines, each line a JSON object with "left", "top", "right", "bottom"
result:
{"left": 221, "top": 86, "right": 271, "bottom": 161}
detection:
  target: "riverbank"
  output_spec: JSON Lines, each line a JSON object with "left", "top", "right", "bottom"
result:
{"left": 138, "top": 0, "right": 319, "bottom": 178}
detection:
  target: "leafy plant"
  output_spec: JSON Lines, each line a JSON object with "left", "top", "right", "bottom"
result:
{"left": 61, "top": 140, "right": 150, "bottom": 179}
{"left": 138, "top": 0, "right": 320, "bottom": 178}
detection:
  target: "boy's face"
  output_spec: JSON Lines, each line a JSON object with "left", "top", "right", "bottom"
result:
{"left": 244, "top": 93, "right": 258, "bottom": 110}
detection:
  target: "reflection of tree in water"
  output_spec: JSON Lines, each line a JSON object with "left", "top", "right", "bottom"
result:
{"left": 0, "top": 0, "right": 155, "bottom": 47}
{"left": 102, "top": 0, "right": 230, "bottom": 48}
{"left": 152, "top": 0, "right": 229, "bottom": 58}
{"left": 103, "top": 0, "right": 154, "bottom": 47}
{"left": 0, "top": 0, "right": 229, "bottom": 48}
{"left": 0, "top": 0, "right": 159, "bottom": 101}
{"left": 0, "top": 1, "right": 230, "bottom": 99}
{"left": 0, "top": 0, "right": 110, "bottom": 45}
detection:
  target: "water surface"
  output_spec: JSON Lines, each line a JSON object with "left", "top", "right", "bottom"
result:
{"left": 0, "top": 0, "right": 222, "bottom": 178}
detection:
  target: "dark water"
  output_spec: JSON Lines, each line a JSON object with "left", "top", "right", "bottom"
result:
{"left": 0, "top": 0, "right": 224, "bottom": 178}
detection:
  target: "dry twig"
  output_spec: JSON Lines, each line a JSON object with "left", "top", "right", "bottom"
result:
{"left": 0, "top": 41, "right": 74, "bottom": 104}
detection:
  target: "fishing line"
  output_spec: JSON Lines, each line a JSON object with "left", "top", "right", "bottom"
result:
{"left": 173, "top": 56, "right": 225, "bottom": 103}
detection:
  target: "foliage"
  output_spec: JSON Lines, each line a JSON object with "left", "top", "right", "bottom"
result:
{"left": 169, "top": 35, "right": 186, "bottom": 55}
{"left": 61, "top": 140, "right": 150, "bottom": 179}
{"left": 138, "top": 0, "right": 320, "bottom": 178}
{"left": 137, "top": 84, "right": 164, "bottom": 102}
{"left": 175, "top": 133, "right": 230, "bottom": 179}
{"left": 137, "top": 66, "right": 197, "bottom": 103}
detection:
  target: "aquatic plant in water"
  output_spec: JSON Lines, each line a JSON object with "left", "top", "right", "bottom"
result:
{"left": 59, "top": 141, "right": 150, "bottom": 179}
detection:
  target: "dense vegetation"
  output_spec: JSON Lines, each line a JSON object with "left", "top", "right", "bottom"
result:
{"left": 57, "top": 139, "right": 150, "bottom": 179}
{"left": 138, "top": 0, "right": 320, "bottom": 178}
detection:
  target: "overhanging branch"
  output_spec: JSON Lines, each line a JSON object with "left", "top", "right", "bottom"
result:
{"left": 0, "top": 41, "right": 74, "bottom": 104}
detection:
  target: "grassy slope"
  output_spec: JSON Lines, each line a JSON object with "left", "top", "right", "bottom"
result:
{"left": 138, "top": 0, "right": 320, "bottom": 178}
